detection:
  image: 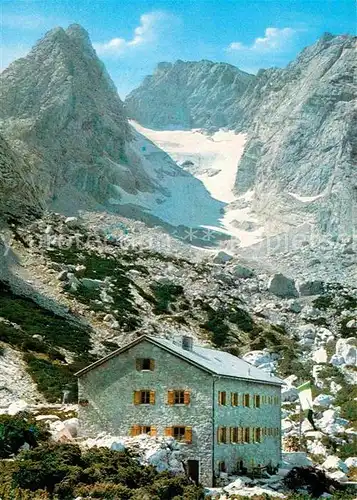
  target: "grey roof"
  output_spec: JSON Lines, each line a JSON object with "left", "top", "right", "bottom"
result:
{"left": 76, "top": 334, "right": 283, "bottom": 385}
{"left": 148, "top": 336, "right": 283, "bottom": 385}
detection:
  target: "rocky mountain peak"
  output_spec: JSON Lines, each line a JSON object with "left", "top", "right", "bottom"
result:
{"left": 231, "top": 33, "right": 357, "bottom": 239}
{"left": 125, "top": 59, "right": 254, "bottom": 129}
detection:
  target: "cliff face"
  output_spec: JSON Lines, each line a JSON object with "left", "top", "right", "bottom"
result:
{"left": 0, "top": 25, "right": 224, "bottom": 229}
{"left": 232, "top": 34, "right": 357, "bottom": 237}
{"left": 0, "top": 134, "right": 41, "bottom": 221}
{"left": 125, "top": 60, "right": 254, "bottom": 130}
{"left": 0, "top": 24, "right": 137, "bottom": 212}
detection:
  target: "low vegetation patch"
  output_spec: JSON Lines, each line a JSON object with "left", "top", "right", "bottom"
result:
{"left": 47, "top": 247, "right": 141, "bottom": 330}
{"left": 150, "top": 282, "right": 184, "bottom": 314}
{"left": 0, "top": 281, "right": 97, "bottom": 402}
{"left": 0, "top": 412, "right": 49, "bottom": 459}
{"left": 0, "top": 441, "right": 204, "bottom": 499}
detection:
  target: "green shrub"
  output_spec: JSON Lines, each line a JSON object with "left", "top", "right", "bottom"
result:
{"left": 0, "top": 282, "right": 92, "bottom": 355}
{"left": 150, "top": 282, "right": 184, "bottom": 314}
{"left": 0, "top": 413, "right": 49, "bottom": 459}
{"left": 9, "top": 443, "right": 205, "bottom": 499}
{"left": 75, "top": 482, "right": 133, "bottom": 499}
{"left": 24, "top": 354, "right": 77, "bottom": 403}
{"left": 47, "top": 249, "right": 141, "bottom": 330}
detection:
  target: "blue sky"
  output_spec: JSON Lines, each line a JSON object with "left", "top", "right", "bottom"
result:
{"left": 1, "top": 0, "right": 355, "bottom": 97}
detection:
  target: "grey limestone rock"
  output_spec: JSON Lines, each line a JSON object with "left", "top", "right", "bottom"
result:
{"left": 268, "top": 273, "right": 299, "bottom": 298}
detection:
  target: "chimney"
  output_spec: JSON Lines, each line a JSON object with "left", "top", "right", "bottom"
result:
{"left": 182, "top": 335, "right": 193, "bottom": 351}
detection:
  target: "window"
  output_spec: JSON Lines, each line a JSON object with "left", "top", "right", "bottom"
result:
{"left": 174, "top": 390, "right": 185, "bottom": 404}
{"left": 244, "top": 427, "right": 250, "bottom": 443}
{"left": 217, "top": 426, "right": 228, "bottom": 444}
{"left": 167, "top": 390, "right": 190, "bottom": 405}
{"left": 254, "top": 394, "right": 261, "bottom": 408}
{"left": 131, "top": 425, "right": 157, "bottom": 436}
{"left": 165, "top": 426, "right": 192, "bottom": 443}
{"left": 136, "top": 358, "right": 155, "bottom": 371}
{"left": 133, "top": 390, "right": 155, "bottom": 405}
{"left": 218, "top": 461, "right": 226, "bottom": 472}
{"left": 244, "top": 394, "right": 250, "bottom": 407}
{"left": 140, "top": 390, "right": 150, "bottom": 404}
{"left": 231, "top": 392, "right": 239, "bottom": 406}
{"left": 173, "top": 426, "right": 186, "bottom": 441}
{"left": 218, "top": 391, "right": 227, "bottom": 405}
{"left": 254, "top": 427, "right": 262, "bottom": 443}
{"left": 230, "top": 427, "right": 239, "bottom": 443}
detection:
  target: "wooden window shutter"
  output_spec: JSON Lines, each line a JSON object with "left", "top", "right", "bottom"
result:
{"left": 133, "top": 391, "right": 141, "bottom": 405}
{"left": 136, "top": 359, "right": 142, "bottom": 371}
{"left": 217, "top": 427, "right": 221, "bottom": 444}
{"left": 150, "top": 426, "right": 157, "bottom": 437}
{"left": 184, "top": 426, "right": 192, "bottom": 443}
{"left": 149, "top": 390, "right": 156, "bottom": 404}
{"left": 150, "top": 359, "right": 155, "bottom": 371}
{"left": 225, "top": 427, "right": 230, "bottom": 444}
{"left": 184, "top": 390, "right": 191, "bottom": 405}
{"left": 167, "top": 390, "right": 175, "bottom": 405}
{"left": 165, "top": 427, "right": 173, "bottom": 437}
{"left": 131, "top": 425, "right": 140, "bottom": 436}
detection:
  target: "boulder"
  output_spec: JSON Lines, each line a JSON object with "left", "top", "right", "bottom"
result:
{"left": 287, "top": 300, "right": 302, "bottom": 313}
{"left": 100, "top": 290, "right": 114, "bottom": 304}
{"left": 313, "top": 394, "right": 334, "bottom": 408}
{"left": 35, "top": 414, "right": 60, "bottom": 422}
{"left": 281, "top": 376, "right": 299, "bottom": 402}
{"left": 330, "top": 337, "right": 357, "bottom": 367}
{"left": 298, "top": 280, "right": 324, "bottom": 296}
{"left": 268, "top": 273, "right": 298, "bottom": 298}
{"left": 57, "top": 270, "right": 68, "bottom": 281}
{"left": 81, "top": 278, "right": 105, "bottom": 289}
{"left": 345, "top": 457, "right": 357, "bottom": 469}
{"left": 8, "top": 399, "right": 29, "bottom": 415}
{"left": 322, "top": 455, "right": 349, "bottom": 473}
{"left": 346, "top": 319, "right": 357, "bottom": 329}
{"left": 312, "top": 347, "right": 328, "bottom": 363}
{"left": 296, "top": 324, "right": 317, "bottom": 340}
{"left": 281, "top": 419, "right": 294, "bottom": 433}
{"left": 63, "top": 417, "right": 79, "bottom": 438}
{"left": 212, "top": 251, "right": 233, "bottom": 264}
{"left": 327, "top": 470, "right": 348, "bottom": 482}
{"left": 233, "top": 264, "right": 254, "bottom": 279}
{"left": 64, "top": 217, "right": 82, "bottom": 229}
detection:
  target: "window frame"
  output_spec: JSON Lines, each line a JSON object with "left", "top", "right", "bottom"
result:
{"left": 136, "top": 358, "right": 155, "bottom": 371}
{"left": 218, "top": 391, "right": 227, "bottom": 406}
{"left": 243, "top": 393, "right": 250, "bottom": 407}
{"left": 140, "top": 390, "right": 151, "bottom": 404}
{"left": 217, "top": 426, "right": 228, "bottom": 444}
{"left": 174, "top": 390, "right": 185, "bottom": 405}
{"left": 244, "top": 427, "right": 250, "bottom": 443}
{"left": 231, "top": 392, "right": 239, "bottom": 406}
{"left": 254, "top": 394, "right": 261, "bottom": 408}
{"left": 172, "top": 426, "right": 186, "bottom": 441}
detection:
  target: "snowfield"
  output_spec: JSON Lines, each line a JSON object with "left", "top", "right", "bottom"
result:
{"left": 131, "top": 121, "right": 246, "bottom": 203}
{"left": 131, "top": 122, "right": 265, "bottom": 247}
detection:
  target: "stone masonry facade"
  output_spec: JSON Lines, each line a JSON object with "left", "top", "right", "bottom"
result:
{"left": 77, "top": 338, "right": 281, "bottom": 486}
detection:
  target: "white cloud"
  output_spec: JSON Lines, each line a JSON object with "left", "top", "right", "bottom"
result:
{"left": 94, "top": 11, "right": 173, "bottom": 57}
{"left": 228, "top": 27, "right": 297, "bottom": 54}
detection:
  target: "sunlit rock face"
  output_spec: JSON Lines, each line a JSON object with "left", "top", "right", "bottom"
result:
{"left": 0, "top": 25, "right": 224, "bottom": 230}
{"left": 125, "top": 60, "right": 254, "bottom": 130}
{"left": 232, "top": 34, "right": 357, "bottom": 239}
